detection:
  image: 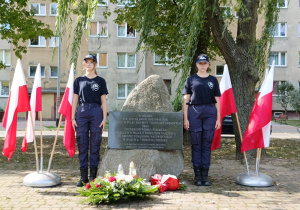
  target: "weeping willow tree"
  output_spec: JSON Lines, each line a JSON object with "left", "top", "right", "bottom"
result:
{"left": 56, "top": 0, "right": 281, "bottom": 159}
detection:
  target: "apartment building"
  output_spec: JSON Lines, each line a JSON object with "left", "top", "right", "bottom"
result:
{"left": 90, "top": 1, "right": 179, "bottom": 111}
{"left": 2, "top": 0, "right": 298, "bottom": 120}
{"left": 9, "top": 0, "right": 89, "bottom": 120}
{"left": 0, "top": 38, "right": 11, "bottom": 110}
{"left": 269, "top": 0, "right": 300, "bottom": 119}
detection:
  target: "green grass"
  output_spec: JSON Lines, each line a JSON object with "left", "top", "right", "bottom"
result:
{"left": 285, "top": 120, "right": 300, "bottom": 127}
{"left": 44, "top": 125, "right": 65, "bottom": 130}
{"left": 272, "top": 119, "right": 300, "bottom": 127}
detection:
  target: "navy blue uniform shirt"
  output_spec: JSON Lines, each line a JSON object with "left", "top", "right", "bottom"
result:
{"left": 182, "top": 74, "right": 221, "bottom": 105}
{"left": 73, "top": 76, "right": 108, "bottom": 105}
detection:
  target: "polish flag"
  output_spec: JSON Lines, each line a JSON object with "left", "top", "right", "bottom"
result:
{"left": 211, "top": 65, "right": 237, "bottom": 150}
{"left": 250, "top": 68, "right": 269, "bottom": 118}
{"left": 241, "top": 61, "right": 274, "bottom": 153}
{"left": 21, "top": 64, "right": 42, "bottom": 152}
{"left": 59, "top": 63, "right": 75, "bottom": 157}
{"left": 2, "top": 59, "right": 31, "bottom": 161}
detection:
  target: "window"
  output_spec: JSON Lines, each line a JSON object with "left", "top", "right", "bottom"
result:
{"left": 30, "top": 3, "right": 46, "bottom": 16}
{"left": 117, "top": 84, "right": 135, "bottom": 99}
{"left": 117, "top": 0, "right": 135, "bottom": 7}
{"left": 274, "top": 112, "right": 283, "bottom": 117}
{"left": 277, "top": 0, "right": 287, "bottom": 8}
{"left": 50, "top": 66, "right": 58, "bottom": 78}
{"left": 97, "top": 53, "right": 108, "bottom": 68}
{"left": 90, "top": 22, "right": 108, "bottom": 37}
{"left": 50, "top": 3, "right": 58, "bottom": 16}
{"left": 0, "top": 50, "right": 11, "bottom": 66}
{"left": 98, "top": 0, "right": 108, "bottom": 6}
{"left": 117, "top": 53, "right": 136, "bottom": 68}
{"left": 273, "top": 23, "right": 286, "bottom": 37}
{"left": 49, "top": 37, "right": 59, "bottom": 47}
{"left": 269, "top": 52, "right": 286, "bottom": 66}
{"left": 29, "top": 36, "right": 46, "bottom": 47}
{"left": 117, "top": 23, "right": 136, "bottom": 38}
{"left": 154, "top": 53, "right": 170, "bottom": 65}
{"left": 215, "top": 65, "right": 224, "bottom": 76}
{"left": 29, "top": 66, "right": 45, "bottom": 78}
{"left": 273, "top": 81, "right": 286, "bottom": 95}
{"left": 163, "top": 79, "right": 171, "bottom": 95}
{"left": 220, "top": 6, "right": 232, "bottom": 18}
{"left": 0, "top": 82, "right": 9, "bottom": 97}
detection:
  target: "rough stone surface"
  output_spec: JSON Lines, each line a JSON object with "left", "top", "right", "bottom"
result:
{"left": 121, "top": 75, "right": 174, "bottom": 112}
{"left": 99, "top": 75, "right": 184, "bottom": 179}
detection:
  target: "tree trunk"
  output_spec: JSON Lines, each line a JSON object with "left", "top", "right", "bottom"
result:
{"left": 206, "top": 0, "right": 260, "bottom": 160}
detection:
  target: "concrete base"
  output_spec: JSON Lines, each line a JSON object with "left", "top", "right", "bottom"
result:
{"left": 23, "top": 172, "right": 61, "bottom": 188}
{"left": 236, "top": 172, "right": 273, "bottom": 187}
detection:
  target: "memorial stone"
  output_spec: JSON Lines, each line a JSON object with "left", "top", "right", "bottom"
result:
{"left": 99, "top": 75, "right": 184, "bottom": 180}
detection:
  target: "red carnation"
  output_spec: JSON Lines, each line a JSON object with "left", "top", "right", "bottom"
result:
{"left": 133, "top": 175, "right": 137, "bottom": 179}
{"left": 86, "top": 183, "right": 91, "bottom": 190}
{"left": 96, "top": 183, "right": 101, "bottom": 188}
{"left": 109, "top": 176, "right": 116, "bottom": 182}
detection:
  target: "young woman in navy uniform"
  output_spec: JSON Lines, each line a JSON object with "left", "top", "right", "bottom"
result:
{"left": 182, "top": 54, "right": 221, "bottom": 186}
{"left": 72, "top": 54, "right": 108, "bottom": 187}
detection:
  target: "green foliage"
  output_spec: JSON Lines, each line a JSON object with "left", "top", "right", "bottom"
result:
{"left": 56, "top": 0, "right": 281, "bottom": 115}
{"left": 0, "top": 0, "right": 53, "bottom": 69}
{"left": 55, "top": 0, "right": 98, "bottom": 68}
{"left": 78, "top": 172, "right": 158, "bottom": 204}
{"left": 276, "top": 82, "right": 295, "bottom": 115}
{"left": 290, "top": 90, "right": 300, "bottom": 119}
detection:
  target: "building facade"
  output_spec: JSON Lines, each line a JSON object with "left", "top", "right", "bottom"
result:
{"left": 2, "top": 0, "right": 299, "bottom": 120}
{"left": 270, "top": 0, "right": 300, "bottom": 119}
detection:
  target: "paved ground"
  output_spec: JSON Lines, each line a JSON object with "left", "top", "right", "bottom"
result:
{"left": 0, "top": 121, "right": 299, "bottom": 209}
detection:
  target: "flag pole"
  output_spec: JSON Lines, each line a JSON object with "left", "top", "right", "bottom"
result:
{"left": 47, "top": 114, "right": 63, "bottom": 173}
{"left": 29, "top": 111, "right": 39, "bottom": 173}
{"left": 255, "top": 148, "right": 262, "bottom": 174}
{"left": 234, "top": 112, "right": 250, "bottom": 174}
{"left": 39, "top": 111, "right": 43, "bottom": 172}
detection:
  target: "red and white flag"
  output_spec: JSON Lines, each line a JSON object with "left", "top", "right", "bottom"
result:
{"left": 241, "top": 61, "right": 274, "bottom": 153}
{"left": 21, "top": 64, "right": 42, "bottom": 152}
{"left": 2, "top": 59, "right": 31, "bottom": 161}
{"left": 211, "top": 65, "right": 237, "bottom": 150}
{"left": 59, "top": 63, "right": 75, "bottom": 157}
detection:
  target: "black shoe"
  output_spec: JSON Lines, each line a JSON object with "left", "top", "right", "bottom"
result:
{"left": 77, "top": 168, "right": 89, "bottom": 187}
{"left": 201, "top": 168, "right": 211, "bottom": 186}
{"left": 89, "top": 167, "right": 98, "bottom": 181}
{"left": 194, "top": 167, "right": 202, "bottom": 186}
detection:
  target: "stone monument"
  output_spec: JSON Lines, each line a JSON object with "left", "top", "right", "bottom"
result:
{"left": 99, "top": 75, "right": 184, "bottom": 179}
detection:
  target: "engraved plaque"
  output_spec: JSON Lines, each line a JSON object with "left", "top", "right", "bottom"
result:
{"left": 108, "top": 111, "right": 183, "bottom": 150}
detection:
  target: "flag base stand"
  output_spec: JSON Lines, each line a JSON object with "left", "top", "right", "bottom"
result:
{"left": 23, "top": 171, "right": 61, "bottom": 188}
{"left": 236, "top": 172, "right": 273, "bottom": 187}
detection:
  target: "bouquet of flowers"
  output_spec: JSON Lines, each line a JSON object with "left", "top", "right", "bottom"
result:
{"left": 151, "top": 174, "right": 186, "bottom": 193}
{"left": 78, "top": 171, "right": 159, "bottom": 204}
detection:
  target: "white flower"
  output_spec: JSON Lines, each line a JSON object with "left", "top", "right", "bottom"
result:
{"left": 125, "top": 175, "right": 134, "bottom": 183}
{"left": 116, "top": 174, "right": 126, "bottom": 182}
{"left": 113, "top": 187, "right": 117, "bottom": 192}
{"left": 161, "top": 174, "right": 177, "bottom": 183}
{"left": 120, "top": 188, "right": 124, "bottom": 195}
{"left": 111, "top": 182, "right": 115, "bottom": 188}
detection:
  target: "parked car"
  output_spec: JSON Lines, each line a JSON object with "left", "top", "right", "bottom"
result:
{"left": 221, "top": 115, "right": 234, "bottom": 134}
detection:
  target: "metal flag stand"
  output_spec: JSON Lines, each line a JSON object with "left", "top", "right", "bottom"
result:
{"left": 235, "top": 113, "right": 273, "bottom": 187}
{"left": 23, "top": 111, "right": 61, "bottom": 187}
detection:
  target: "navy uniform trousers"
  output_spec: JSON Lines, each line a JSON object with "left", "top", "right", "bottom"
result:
{"left": 75, "top": 103, "right": 103, "bottom": 169}
{"left": 188, "top": 104, "right": 217, "bottom": 169}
